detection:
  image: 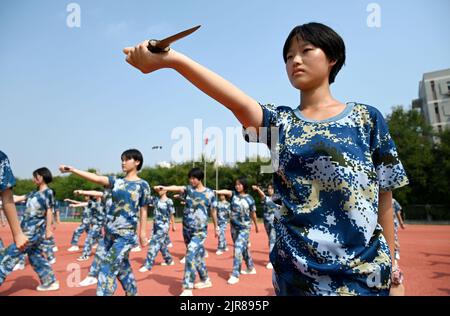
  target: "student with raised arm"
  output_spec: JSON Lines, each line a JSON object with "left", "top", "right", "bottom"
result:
{"left": 215, "top": 193, "right": 231, "bottom": 255}
{"left": 72, "top": 190, "right": 105, "bottom": 262}
{"left": 124, "top": 22, "right": 408, "bottom": 295}
{"left": 139, "top": 186, "right": 175, "bottom": 273}
{"left": 0, "top": 167, "right": 59, "bottom": 291}
{"left": 0, "top": 151, "right": 28, "bottom": 260}
{"left": 59, "top": 149, "right": 151, "bottom": 296}
{"left": 156, "top": 167, "right": 218, "bottom": 296}
{"left": 67, "top": 195, "right": 92, "bottom": 253}
{"left": 252, "top": 184, "right": 279, "bottom": 269}
{"left": 216, "top": 177, "right": 259, "bottom": 285}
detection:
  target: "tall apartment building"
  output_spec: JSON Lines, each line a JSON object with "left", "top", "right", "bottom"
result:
{"left": 412, "top": 68, "right": 450, "bottom": 133}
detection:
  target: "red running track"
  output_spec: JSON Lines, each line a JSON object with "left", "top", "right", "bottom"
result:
{"left": 0, "top": 223, "right": 449, "bottom": 296}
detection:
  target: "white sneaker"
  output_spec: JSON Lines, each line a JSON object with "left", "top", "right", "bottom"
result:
{"left": 194, "top": 278, "right": 212, "bottom": 289}
{"left": 161, "top": 261, "right": 175, "bottom": 266}
{"left": 248, "top": 242, "right": 251, "bottom": 248}
{"left": 204, "top": 251, "right": 209, "bottom": 258}
{"left": 266, "top": 262, "right": 273, "bottom": 269}
{"left": 53, "top": 246, "right": 59, "bottom": 252}
{"left": 180, "top": 257, "right": 186, "bottom": 264}
{"left": 76, "top": 255, "right": 89, "bottom": 262}
{"left": 180, "top": 289, "right": 193, "bottom": 296}
{"left": 225, "top": 247, "right": 229, "bottom": 251}
{"left": 227, "top": 276, "right": 240, "bottom": 285}
{"left": 68, "top": 245, "right": 79, "bottom": 252}
{"left": 138, "top": 266, "right": 150, "bottom": 273}
{"left": 216, "top": 250, "right": 224, "bottom": 255}
{"left": 131, "top": 246, "right": 141, "bottom": 252}
{"left": 36, "top": 281, "right": 59, "bottom": 291}
{"left": 13, "top": 262, "right": 25, "bottom": 271}
{"left": 78, "top": 276, "right": 97, "bottom": 287}
{"left": 167, "top": 243, "right": 173, "bottom": 248}
{"left": 49, "top": 258, "right": 56, "bottom": 265}
{"left": 240, "top": 267, "right": 257, "bottom": 275}
{"left": 92, "top": 244, "right": 98, "bottom": 249}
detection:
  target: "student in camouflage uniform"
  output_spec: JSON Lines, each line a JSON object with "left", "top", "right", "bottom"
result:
{"left": 124, "top": 21, "right": 408, "bottom": 296}
{"left": 74, "top": 192, "right": 105, "bottom": 261}
{"left": 216, "top": 177, "right": 259, "bottom": 285}
{"left": 67, "top": 195, "right": 92, "bottom": 252}
{"left": 390, "top": 198, "right": 406, "bottom": 296}
{"left": 252, "top": 184, "right": 280, "bottom": 269}
{"left": 78, "top": 189, "right": 112, "bottom": 287}
{"left": 215, "top": 194, "right": 231, "bottom": 255}
{"left": 139, "top": 188, "right": 175, "bottom": 272}
{"left": 0, "top": 167, "right": 59, "bottom": 291}
{"left": 157, "top": 168, "right": 218, "bottom": 296}
{"left": 0, "top": 151, "right": 28, "bottom": 259}
{"left": 60, "top": 149, "right": 150, "bottom": 296}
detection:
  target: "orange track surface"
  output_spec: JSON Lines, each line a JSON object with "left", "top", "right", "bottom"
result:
{"left": 0, "top": 223, "right": 449, "bottom": 296}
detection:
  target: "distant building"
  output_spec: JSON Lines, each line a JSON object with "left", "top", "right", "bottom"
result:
{"left": 412, "top": 68, "right": 450, "bottom": 133}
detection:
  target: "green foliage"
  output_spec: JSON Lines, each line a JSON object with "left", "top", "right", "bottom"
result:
{"left": 387, "top": 106, "right": 450, "bottom": 207}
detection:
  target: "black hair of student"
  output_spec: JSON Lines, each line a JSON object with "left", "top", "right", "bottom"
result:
{"left": 283, "top": 22, "right": 346, "bottom": 84}
{"left": 121, "top": 149, "right": 144, "bottom": 171}
{"left": 33, "top": 167, "right": 53, "bottom": 184}
{"left": 188, "top": 168, "right": 204, "bottom": 182}
{"left": 236, "top": 176, "right": 249, "bottom": 193}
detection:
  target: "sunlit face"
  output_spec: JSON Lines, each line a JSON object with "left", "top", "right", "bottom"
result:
{"left": 235, "top": 181, "right": 244, "bottom": 194}
{"left": 121, "top": 157, "right": 140, "bottom": 173}
{"left": 189, "top": 177, "right": 201, "bottom": 188}
{"left": 267, "top": 186, "right": 274, "bottom": 196}
{"left": 158, "top": 189, "right": 167, "bottom": 197}
{"left": 285, "top": 37, "right": 336, "bottom": 91}
{"left": 219, "top": 194, "right": 226, "bottom": 201}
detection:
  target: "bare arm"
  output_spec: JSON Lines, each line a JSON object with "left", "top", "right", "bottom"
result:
{"left": 64, "top": 198, "right": 83, "bottom": 204}
{"left": 215, "top": 189, "right": 233, "bottom": 197}
{"left": 155, "top": 185, "right": 185, "bottom": 193}
{"left": 74, "top": 190, "right": 104, "bottom": 197}
{"left": 210, "top": 208, "right": 218, "bottom": 233}
{"left": 139, "top": 205, "right": 148, "bottom": 247}
{"left": 1, "top": 189, "right": 28, "bottom": 250}
{"left": 378, "top": 191, "right": 395, "bottom": 262}
{"left": 251, "top": 211, "right": 259, "bottom": 233}
{"left": 252, "top": 185, "right": 266, "bottom": 200}
{"left": 170, "top": 214, "right": 176, "bottom": 231}
{"left": 13, "top": 195, "right": 27, "bottom": 203}
{"left": 45, "top": 208, "right": 53, "bottom": 239}
{"left": 68, "top": 202, "right": 88, "bottom": 208}
{"left": 123, "top": 46, "right": 263, "bottom": 129}
{"left": 396, "top": 211, "right": 405, "bottom": 229}
{"left": 59, "top": 165, "right": 110, "bottom": 187}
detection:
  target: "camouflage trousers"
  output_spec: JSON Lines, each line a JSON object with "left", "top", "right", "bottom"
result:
{"left": 70, "top": 220, "right": 90, "bottom": 246}
{"left": 231, "top": 225, "right": 254, "bottom": 278}
{"left": 183, "top": 230, "right": 208, "bottom": 289}
{"left": 143, "top": 223, "right": 172, "bottom": 269}
{"left": 82, "top": 223, "right": 102, "bottom": 257}
{"left": 96, "top": 232, "right": 137, "bottom": 296}
{"left": 42, "top": 236, "right": 56, "bottom": 261}
{"left": 217, "top": 220, "right": 228, "bottom": 251}
{"left": 263, "top": 217, "right": 276, "bottom": 253}
{"left": 0, "top": 234, "right": 56, "bottom": 286}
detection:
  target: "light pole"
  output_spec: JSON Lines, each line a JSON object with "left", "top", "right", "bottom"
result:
{"left": 152, "top": 146, "right": 163, "bottom": 167}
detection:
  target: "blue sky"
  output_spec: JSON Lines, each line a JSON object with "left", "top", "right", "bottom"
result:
{"left": 1, "top": 0, "right": 449, "bottom": 178}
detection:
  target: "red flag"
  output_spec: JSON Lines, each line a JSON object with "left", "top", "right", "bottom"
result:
{"left": 205, "top": 137, "right": 208, "bottom": 145}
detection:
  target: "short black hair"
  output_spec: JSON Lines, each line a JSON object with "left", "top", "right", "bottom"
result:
{"left": 33, "top": 167, "right": 53, "bottom": 184}
{"left": 188, "top": 167, "right": 204, "bottom": 182}
{"left": 121, "top": 149, "right": 144, "bottom": 171}
{"left": 283, "top": 22, "right": 346, "bottom": 84}
{"left": 236, "top": 176, "right": 249, "bottom": 193}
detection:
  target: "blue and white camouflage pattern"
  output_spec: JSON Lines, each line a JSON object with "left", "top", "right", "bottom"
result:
{"left": 181, "top": 185, "right": 217, "bottom": 289}
{"left": 96, "top": 176, "right": 151, "bottom": 296}
{"left": 262, "top": 195, "right": 279, "bottom": 252}
{"left": 216, "top": 200, "right": 231, "bottom": 251}
{"left": 0, "top": 151, "right": 16, "bottom": 192}
{"left": 143, "top": 197, "right": 174, "bottom": 269}
{"left": 244, "top": 102, "right": 409, "bottom": 296}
